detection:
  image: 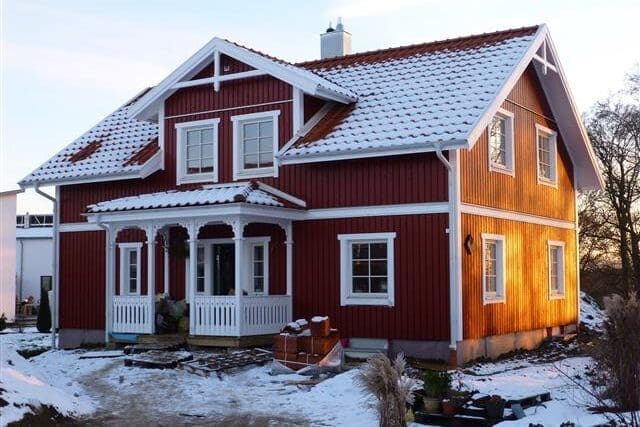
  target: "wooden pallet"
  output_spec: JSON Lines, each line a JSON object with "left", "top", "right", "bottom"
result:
{"left": 178, "top": 348, "right": 273, "bottom": 378}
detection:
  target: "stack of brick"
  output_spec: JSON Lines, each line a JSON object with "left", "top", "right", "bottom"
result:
{"left": 274, "top": 316, "right": 340, "bottom": 370}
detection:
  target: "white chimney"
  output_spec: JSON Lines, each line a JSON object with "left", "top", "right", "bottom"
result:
{"left": 320, "top": 18, "right": 351, "bottom": 59}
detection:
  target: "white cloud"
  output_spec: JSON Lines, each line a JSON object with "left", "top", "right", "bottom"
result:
{"left": 327, "top": 0, "right": 433, "bottom": 18}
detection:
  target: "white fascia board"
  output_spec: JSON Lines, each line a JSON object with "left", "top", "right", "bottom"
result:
{"left": 278, "top": 140, "right": 468, "bottom": 165}
{"left": 20, "top": 172, "right": 145, "bottom": 189}
{"left": 277, "top": 102, "right": 335, "bottom": 157}
{"left": 465, "top": 25, "right": 548, "bottom": 149}
{"left": 255, "top": 181, "right": 307, "bottom": 208}
{"left": 306, "top": 202, "right": 448, "bottom": 220}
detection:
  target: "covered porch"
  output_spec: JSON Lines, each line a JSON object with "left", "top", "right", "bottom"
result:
{"left": 86, "top": 182, "right": 305, "bottom": 344}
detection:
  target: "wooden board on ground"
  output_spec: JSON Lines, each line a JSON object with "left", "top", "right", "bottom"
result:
{"left": 79, "top": 350, "right": 124, "bottom": 359}
{"left": 124, "top": 350, "right": 193, "bottom": 369}
{"left": 123, "top": 342, "right": 184, "bottom": 354}
{"left": 178, "top": 348, "right": 273, "bottom": 377}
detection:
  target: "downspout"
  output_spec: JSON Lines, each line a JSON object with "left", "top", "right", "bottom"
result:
{"left": 34, "top": 185, "right": 57, "bottom": 349}
{"left": 435, "top": 146, "right": 462, "bottom": 356}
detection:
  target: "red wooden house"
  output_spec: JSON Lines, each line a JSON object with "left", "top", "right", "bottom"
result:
{"left": 20, "top": 23, "right": 602, "bottom": 364}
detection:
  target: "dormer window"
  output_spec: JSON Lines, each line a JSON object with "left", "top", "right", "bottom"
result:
{"left": 175, "top": 118, "right": 220, "bottom": 185}
{"left": 488, "top": 109, "right": 514, "bottom": 174}
{"left": 231, "top": 110, "right": 280, "bottom": 180}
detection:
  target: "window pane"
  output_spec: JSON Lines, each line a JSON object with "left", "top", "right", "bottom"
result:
{"left": 187, "top": 160, "right": 200, "bottom": 174}
{"left": 129, "top": 278, "right": 137, "bottom": 293}
{"left": 201, "top": 143, "right": 213, "bottom": 158}
{"left": 370, "top": 243, "right": 387, "bottom": 259}
{"left": 253, "top": 246, "right": 264, "bottom": 261}
{"left": 197, "top": 277, "right": 205, "bottom": 293}
{"left": 254, "top": 277, "right": 264, "bottom": 293}
{"left": 244, "top": 154, "right": 258, "bottom": 169}
{"left": 370, "top": 277, "right": 388, "bottom": 293}
{"left": 352, "top": 277, "right": 369, "bottom": 293}
{"left": 259, "top": 152, "right": 273, "bottom": 167}
{"left": 187, "top": 145, "right": 200, "bottom": 160}
{"left": 370, "top": 260, "right": 387, "bottom": 276}
{"left": 201, "top": 128, "right": 214, "bottom": 143}
{"left": 258, "top": 137, "right": 273, "bottom": 152}
{"left": 187, "top": 130, "right": 200, "bottom": 145}
{"left": 352, "top": 243, "right": 368, "bottom": 260}
{"left": 259, "top": 120, "right": 273, "bottom": 136}
{"left": 129, "top": 250, "right": 136, "bottom": 265}
{"left": 254, "top": 261, "right": 264, "bottom": 276}
{"left": 244, "top": 138, "right": 258, "bottom": 155}
{"left": 352, "top": 260, "right": 368, "bottom": 276}
{"left": 244, "top": 123, "right": 258, "bottom": 139}
{"left": 486, "top": 276, "right": 497, "bottom": 293}
{"left": 201, "top": 158, "right": 214, "bottom": 173}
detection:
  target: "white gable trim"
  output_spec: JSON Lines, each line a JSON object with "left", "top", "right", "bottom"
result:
{"left": 128, "top": 37, "right": 356, "bottom": 121}
{"left": 465, "top": 24, "right": 603, "bottom": 191}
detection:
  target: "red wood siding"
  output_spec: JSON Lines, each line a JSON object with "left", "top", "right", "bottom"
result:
{"left": 293, "top": 214, "right": 450, "bottom": 341}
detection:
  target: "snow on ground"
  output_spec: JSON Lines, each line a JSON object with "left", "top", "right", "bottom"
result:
{"left": 580, "top": 291, "right": 606, "bottom": 330}
{"left": 0, "top": 329, "right": 96, "bottom": 425}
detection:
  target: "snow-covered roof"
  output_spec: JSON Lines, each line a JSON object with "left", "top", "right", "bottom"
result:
{"left": 19, "top": 89, "right": 160, "bottom": 187}
{"left": 281, "top": 26, "right": 539, "bottom": 161}
{"left": 86, "top": 182, "right": 304, "bottom": 213}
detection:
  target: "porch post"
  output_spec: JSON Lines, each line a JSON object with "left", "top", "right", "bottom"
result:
{"left": 145, "top": 225, "right": 156, "bottom": 334}
{"left": 161, "top": 230, "right": 170, "bottom": 296}
{"left": 230, "top": 219, "right": 245, "bottom": 337}
{"left": 284, "top": 222, "right": 293, "bottom": 297}
{"left": 104, "top": 226, "right": 116, "bottom": 343}
{"left": 187, "top": 223, "right": 198, "bottom": 334}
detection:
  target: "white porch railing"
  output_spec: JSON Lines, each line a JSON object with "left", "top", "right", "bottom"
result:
{"left": 112, "top": 295, "right": 153, "bottom": 334}
{"left": 192, "top": 295, "right": 292, "bottom": 337}
{"left": 193, "top": 296, "right": 238, "bottom": 336}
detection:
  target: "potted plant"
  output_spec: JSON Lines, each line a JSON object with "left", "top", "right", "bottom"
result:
{"left": 442, "top": 384, "right": 471, "bottom": 416}
{"left": 422, "top": 370, "right": 451, "bottom": 413}
{"left": 485, "top": 394, "right": 506, "bottom": 419}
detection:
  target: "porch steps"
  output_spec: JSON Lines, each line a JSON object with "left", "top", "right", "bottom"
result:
{"left": 344, "top": 338, "right": 389, "bottom": 360}
{"left": 187, "top": 334, "right": 276, "bottom": 348}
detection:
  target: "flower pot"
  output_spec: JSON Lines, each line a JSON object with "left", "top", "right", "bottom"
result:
{"left": 422, "top": 397, "right": 441, "bottom": 413}
{"left": 485, "top": 398, "right": 505, "bottom": 419}
{"left": 441, "top": 399, "right": 457, "bottom": 417}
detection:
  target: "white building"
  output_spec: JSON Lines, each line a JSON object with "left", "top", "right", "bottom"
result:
{"left": 0, "top": 189, "right": 22, "bottom": 322}
{"left": 16, "top": 214, "right": 54, "bottom": 305}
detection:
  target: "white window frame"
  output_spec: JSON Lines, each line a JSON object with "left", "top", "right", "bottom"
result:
{"left": 246, "top": 237, "right": 270, "bottom": 295}
{"left": 481, "top": 233, "right": 506, "bottom": 305}
{"left": 338, "top": 232, "right": 396, "bottom": 307}
{"left": 119, "top": 242, "right": 142, "bottom": 296}
{"left": 535, "top": 124, "right": 558, "bottom": 187}
{"left": 175, "top": 118, "right": 221, "bottom": 185}
{"left": 231, "top": 110, "right": 280, "bottom": 180}
{"left": 548, "top": 240, "right": 566, "bottom": 299}
{"left": 487, "top": 108, "right": 515, "bottom": 176}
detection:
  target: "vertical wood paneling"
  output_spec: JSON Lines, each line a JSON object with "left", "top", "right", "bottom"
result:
{"left": 292, "top": 214, "right": 450, "bottom": 341}
{"left": 461, "top": 214, "right": 578, "bottom": 339}
{"left": 460, "top": 65, "right": 575, "bottom": 221}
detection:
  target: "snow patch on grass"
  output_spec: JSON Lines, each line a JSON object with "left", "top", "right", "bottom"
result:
{"left": 580, "top": 291, "right": 606, "bottom": 330}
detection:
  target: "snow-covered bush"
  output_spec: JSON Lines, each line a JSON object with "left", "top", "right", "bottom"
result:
{"left": 597, "top": 292, "right": 640, "bottom": 414}
{"left": 354, "top": 353, "right": 417, "bottom": 427}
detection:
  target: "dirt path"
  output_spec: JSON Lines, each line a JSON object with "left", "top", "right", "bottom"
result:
{"left": 75, "top": 359, "right": 310, "bottom": 426}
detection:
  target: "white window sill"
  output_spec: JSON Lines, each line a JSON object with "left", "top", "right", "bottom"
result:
{"left": 549, "top": 292, "right": 565, "bottom": 300}
{"left": 483, "top": 296, "right": 506, "bottom": 305}
{"left": 537, "top": 177, "right": 558, "bottom": 188}
{"left": 341, "top": 295, "right": 394, "bottom": 307}
{"left": 235, "top": 168, "right": 275, "bottom": 180}
{"left": 489, "top": 164, "right": 514, "bottom": 177}
{"left": 177, "top": 173, "right": 217, "bottom": 185}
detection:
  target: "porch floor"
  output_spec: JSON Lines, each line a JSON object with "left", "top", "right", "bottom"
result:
{"left": 110, "top": 332, "right": 276, "bottom": 348}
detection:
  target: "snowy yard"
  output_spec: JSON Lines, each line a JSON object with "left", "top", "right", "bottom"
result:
{"left": 0, "top": 294, "right": 631, "bottom": 426}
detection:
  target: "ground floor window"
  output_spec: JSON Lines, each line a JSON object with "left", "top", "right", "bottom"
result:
{"left": 338, "top": 232, "right": 396, "bottom": 306}
{"left": 250, "top": 242, "right": 268, "bottom": 295}
{"left": 481, "top": 234, "right": 506, "bottom": 304}
{"left": 119, "top": 242, "right": 142, "bottom": 295}
{"left": 548, "top": 241, "right": 565, "bottom": 298}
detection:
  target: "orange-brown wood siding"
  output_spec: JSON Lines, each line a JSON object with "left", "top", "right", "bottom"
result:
{"left": 461, "top": 65, "right": 575, "bottom": 221}
{"left": 461, "top": 214, "right": 577, "bottom": 339}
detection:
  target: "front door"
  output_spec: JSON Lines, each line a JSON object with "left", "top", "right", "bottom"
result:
{"left": 212, "top": 243, "right": 235, "bottom": 295}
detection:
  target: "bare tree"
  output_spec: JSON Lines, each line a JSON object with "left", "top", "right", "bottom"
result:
{"left": 583, "top": 71, "right": 640, "bottom": 293}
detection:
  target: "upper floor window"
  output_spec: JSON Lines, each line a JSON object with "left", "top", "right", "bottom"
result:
{"left": 482, "top": 234, "right": 506, "bottom": 304}
{"left": 231, "top": 110, "right": 280, "bottom": 180}
{"left": 338, "top": 232, "right": 396, "bottom": 306}
{"left": 175, "top": 118, "right": 220, "bottom": 185}
{"left": 488, "top": 109, "right": 514, "bottom": 174}
{"left": 548, "top": 241, "right": 565, "bottom": 299}
{"left": 119, "top": 243, "right": 142, "bottom": 295}
{"left": 536, "top": 124, "right": 558, "bottom": 186}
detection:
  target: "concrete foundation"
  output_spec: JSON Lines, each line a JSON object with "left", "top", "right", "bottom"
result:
{"left": 58, "top": 328, "right": 104, "bottom": 348}
{"left": 389, "top": 339, "right": 451, "bottom": 362}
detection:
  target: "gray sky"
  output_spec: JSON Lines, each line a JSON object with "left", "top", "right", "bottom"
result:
{"left": 2, "top": 0, "right": 639, "bottom": 213}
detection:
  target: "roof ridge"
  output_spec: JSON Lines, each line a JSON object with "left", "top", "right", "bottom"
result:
{"left": 297, "top": 24, "right": 540, "bottom": 68}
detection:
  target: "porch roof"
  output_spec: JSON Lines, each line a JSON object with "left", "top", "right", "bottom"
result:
{"left": 86, "top": 181, "right": 306, "bottom": 213}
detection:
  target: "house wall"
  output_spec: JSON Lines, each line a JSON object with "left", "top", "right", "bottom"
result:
{"left": 0, "top": 192, "right": 18, "bottom": 322}
{"left": 16, "top": 234, "right": 53, "bottom": 301}
{"left": 457, "top": 65, "right": 578, "bottom": 356}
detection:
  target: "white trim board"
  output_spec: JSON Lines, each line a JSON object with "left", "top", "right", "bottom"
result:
{"left": 461, "top": 203, "right": 575, "bottom": 229}
{"left": 59, "top": 223, "right": 103, "bottom": 233}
